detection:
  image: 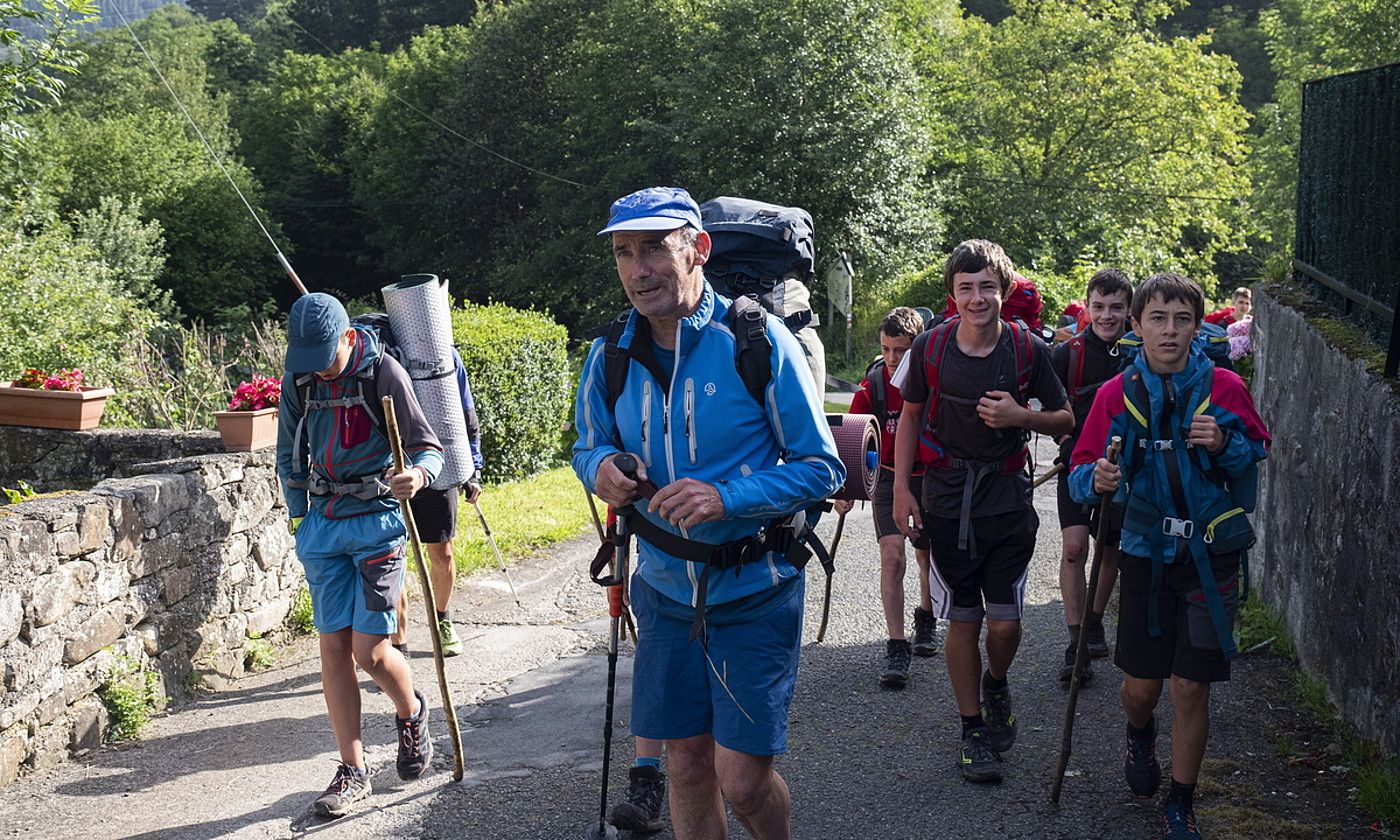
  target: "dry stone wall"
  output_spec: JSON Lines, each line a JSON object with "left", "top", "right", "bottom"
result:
{"left": 0, "top": 428, "right": 302, "bottom": 787}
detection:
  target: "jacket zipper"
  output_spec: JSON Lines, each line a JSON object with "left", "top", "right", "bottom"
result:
{"left": 640, "top": 379, "right": 653, "bottom": 467}
{"left": 684, "top": 378, "right": 697, "bottom": 464}
{"left": 665, "top": 321, "right": 699, "bottom": 606}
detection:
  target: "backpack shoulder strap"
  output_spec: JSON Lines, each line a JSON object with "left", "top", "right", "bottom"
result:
{"left": 1003, "top": 320, "right": 1035, "bottom": 404}
{"left": 728, "top": 295, "right": 773, "bottom": 406}
{"left": 362, "top": 356, "right": 387, "bottom": 436}
{"left": 601, "top": 310, "right": 632, "bottom": 411}
{"left": 1066, "top": 333, "right": 1087, "bottom": 403}
{"left": 1120, "top": 369, "right": 1152, "bottom": 482}
{"left": 866, "top": 357, "right": 887, "bottom": 420}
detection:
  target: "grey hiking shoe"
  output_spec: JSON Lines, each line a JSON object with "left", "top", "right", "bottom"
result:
{"left": 912, "top": 607, "right": 941, "bottom": 656}
{"left": 609, "top": 765, "right": 667, "bottom": 833}
{"left": 982, "top": 682, "right": 1018, "bottom": 753}
{"left": 1125, "top": 717, "right": 1162, "bottom": 798}
{"left": 880, "top": 639, "right": 912, "bottom": 688}
{"left": 396, "top": 690, "right": 434, "bottom": 780}
{"left": 959, "top": 727, "right": 1003, "bottom": 783}
{"left": 1058, "top": 641, "right": 1094, "bottom": 684}
{"left": 313, "top": 762, "right": 372, "bottom": 818}
{"left": 1086, "top": 616, "right": 1110, "bottom": 659}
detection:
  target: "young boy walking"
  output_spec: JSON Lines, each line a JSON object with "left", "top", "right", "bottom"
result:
{"left": 1070, "top": 273, "right": 1270, "bottom": 839}
{"left": 834, "top": 307, "right": 940, "bottom": 688}
{"left": 275, "top": 292, "right": 443, "bottom": 817}
{"left": 892, "top": 240, "right": 1073, "bottom": 783}
{"left": 1049, "top": 269, "right": 1133, "bottom": 683}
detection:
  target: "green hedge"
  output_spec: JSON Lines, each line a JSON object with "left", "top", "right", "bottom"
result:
{"left": 452, "top": 302, "right": 571, "bottom": 482}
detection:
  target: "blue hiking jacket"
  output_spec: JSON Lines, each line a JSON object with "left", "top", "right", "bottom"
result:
{"left": 572, "top": 283, "right": 845, "bottom": 609}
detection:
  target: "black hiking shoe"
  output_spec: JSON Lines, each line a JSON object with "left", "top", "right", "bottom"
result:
{"left": 1086, "top": 616, "right": 1110, "bottom": 659}
{"left": 1058, "top": 642, "right": 1094, "bottom": 684}
{"left": 313, "top": 762, "right": 372, "bottom": 818}
{"left": 1125, "top": 717, "right": 1162, "bottom": 798}
{"left": 609, "top": 765, "right": 667, "bottom": 833}
{"left": 880, "top": 639, "right": 912, "bottom": 688}
{"left": 981, "top": 683, "right": 1017, "bottom": 753}
{"left": 912, "top": 608, "right": 941, "bottom": 656}
{"left": 396, "top": 690, "right": 434, "bottom": 780}
{"left": 1162, "top": 799, "right": 1202, "bottom": 839}
{"left": 959, "top": 727, "right": 1003, "bottom": 783}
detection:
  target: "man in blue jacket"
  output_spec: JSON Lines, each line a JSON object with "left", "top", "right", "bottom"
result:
{"left": 573, "top": 187, "right": 844, "bottom": 840}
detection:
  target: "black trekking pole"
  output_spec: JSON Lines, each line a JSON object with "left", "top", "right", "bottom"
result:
{"left": 1050, "top": 436, "right": 1122, "bottom": 805}
{"left": 815, "top": 507, "right": 847, "bottom": 643}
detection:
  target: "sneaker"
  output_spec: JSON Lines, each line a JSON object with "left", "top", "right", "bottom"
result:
{"left": 911, "top": 607, "right": 941, "bottom": 656}
{"left": 312, "top": 762, "right": 372, "bottom": 818}
{"left": 880, "top": 639, "right": 912, "bottom": 688}
{"left": 609, "top": 765, "right": 667, "bottom": 833}
{"left": 1125, "top": 717, "right": 1162, "bottom": 797}
{"left": 959, "top": 727, "right": 1003, "bottom": 783}
{"left": 1086, "top": 616, "right": 1110, "bottom": 659}
{"left": 1162, "top": 799, "right": 1202, "bottom": 839}
{"left": 438, "top": 618, "right": 464, "bottom": 657}
{"left": 981, "top": 682, "right": 1017, "bottom": 753}
{"left": 396, "top": 690, "right": 434, "bottom": 780}
{"left": 1058, "top": 642, "right": 1094, "bottom": 684}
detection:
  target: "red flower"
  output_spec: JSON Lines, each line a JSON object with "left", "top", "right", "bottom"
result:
{"left": 13, "top": 368, "right": 83, "bottom": 391}
{"left": 229, "top": 374, "right": 281, "bottom": 411}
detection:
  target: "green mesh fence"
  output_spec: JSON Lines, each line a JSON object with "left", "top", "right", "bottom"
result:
{"left": 1295, "top": 61, "right": 1400, "bottom": 373}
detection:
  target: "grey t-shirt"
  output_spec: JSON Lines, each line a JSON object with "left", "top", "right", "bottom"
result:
{"left": 900, "top": 323, "right": 1067, "bottom": 517}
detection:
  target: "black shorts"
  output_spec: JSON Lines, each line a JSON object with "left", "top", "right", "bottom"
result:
{"left": 408, "top": 485, "right": 459, "bottom": 543}
{"left": 871, "top": 469, "right": 930, "bottom": 549}
{"left": 923, "top": 508, "right": 1038, "bottom": 622}
{"left": 1055, "top": 470, "right": 1124, "bottom": 543}
{"left": 1115, "top": 550, "right": 1241, "bottom": 683}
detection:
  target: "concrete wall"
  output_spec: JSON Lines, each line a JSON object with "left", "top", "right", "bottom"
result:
{"left": 1252, "top": 288, "right": 1400, "bottom": 754}
{"left": 0, "top": 429, "right": 301, "bottom": 787}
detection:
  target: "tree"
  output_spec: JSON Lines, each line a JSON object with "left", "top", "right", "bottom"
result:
{"left": 0, "top": 0, "right": 98, "bottom": 159}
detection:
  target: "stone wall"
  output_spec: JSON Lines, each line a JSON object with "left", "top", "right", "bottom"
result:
{"left": 1252, "top": 288, "right": 1400, "bottom": 754}
{"left": 0, "top": 428, "right": 301, "bottom": 787}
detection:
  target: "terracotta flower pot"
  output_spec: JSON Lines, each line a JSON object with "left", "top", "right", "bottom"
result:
{"left": 213, "top": 407, "right": 279, "bottom": 452}
{"left": 0, "top": 382, "right": 115, "bottom": 431}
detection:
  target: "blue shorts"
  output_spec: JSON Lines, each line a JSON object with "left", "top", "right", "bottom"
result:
{"left": 629, "top": 575, "right": 804, "bottom": 756}
{"left": 295, "top": 508, "right": 406, "bottom": 636}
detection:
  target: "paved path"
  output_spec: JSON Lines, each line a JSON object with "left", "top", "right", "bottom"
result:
{"left": 0, "top": 437, "right": 1371, "bottom": 838}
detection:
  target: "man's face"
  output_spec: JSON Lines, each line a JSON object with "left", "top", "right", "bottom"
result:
{"left": 879, "top": 332, "right": 914, "bottom": 371}
{"left": 1233, "top": 294, "right": 1252, "bottom": 317}
{"left": 1131, "top": 296, "right": 1197, "bottom": 373}
{"left": 1087, "top": 289, "right": 1129, "bottom": 343}
{"left": 611, "top": 227, "right": 710, "bottom": 322}
{"left": 315, "top": 329, "right": 355, "bottom": 380}
{"left": 951, "top": 269, "right": 1004, "bottom": 329}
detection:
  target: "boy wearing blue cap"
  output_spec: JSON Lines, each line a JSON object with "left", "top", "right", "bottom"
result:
{"left": 276, "top": 292, "right": 445, "bottom": 818}
{"left": 574, "top": 187, "right": 844, "bottom": 839}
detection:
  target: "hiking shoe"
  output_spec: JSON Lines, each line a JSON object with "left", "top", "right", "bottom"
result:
{"left": 609, "top": 765, "right": 667, "bottom": 833}
{"left": 880, "top": 639, "right": 912, "bottom": 688}
{"left": 912, "top": 607, "right": 941, "bottom": 656}
{"left": 312, "top": 762, "right": 372, "bottom": 818}
{"left": 1162, "top": 800, "right": 1202, "bottom": 839}
{"left": 396, "top": 690, "right": 434, "bottom": 780}
{"left": 981, "top": 683, "right": 1017, "bottom": 753}
{"left": 1086, "top": 616, "right": 1110, "bottom": 659}
{"left": 1058, "top": 642, "right": 1094, "bottom": 684}
{"left": 959, "top": 727, "right": 1003, "bottom": 783}
{"left": 438, "top": 618, "right": 463, "bottom": 657}
{"left": 1125, "top": 717, "right": 1162, "bottom": 798}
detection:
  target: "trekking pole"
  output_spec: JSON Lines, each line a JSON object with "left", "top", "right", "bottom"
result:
{"left": 585, "top": 486, "right": 607, "bottom": 542}
{"left": 470, "top": 500, "right": 522, "bottom": 608}
{"left": 1050, "top": 436, "right": 1122, "bottom": 805}
{"left": 1032, "top": 462, "right": 1066, "bottom": 489}
{"left": 815, "top": 507, "right": 847, "bottom": 643}
{"left": 382, "top": 397, "right": 466, "bottom": 782}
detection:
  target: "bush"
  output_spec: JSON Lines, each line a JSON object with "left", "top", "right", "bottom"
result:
{"left": 452, "top": 302, "right": 571, "bottom": 482}
{"left": 97, "top": 656, "right": 165, "bottom": 741}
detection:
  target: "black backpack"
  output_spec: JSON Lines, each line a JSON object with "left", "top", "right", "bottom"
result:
{"left": 865, "top": 357, "right": 895, "bottom": 426}
{"left": 699, "top": 197, "right": 818, "bottom": 335}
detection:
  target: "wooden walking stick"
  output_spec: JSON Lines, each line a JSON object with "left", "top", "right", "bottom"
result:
{"left": 1050, "top": 435, "right": 1122, "bottom": 805}
{"left": 382, "top": 396, "right": 466, "bottom": 782}
{"left": 1032, "top": 461, "right": 1066, "bottom": 489}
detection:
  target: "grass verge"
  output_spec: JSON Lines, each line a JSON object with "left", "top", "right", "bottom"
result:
{"left": 451, "top": 464, "right": 593, "bottom": 576}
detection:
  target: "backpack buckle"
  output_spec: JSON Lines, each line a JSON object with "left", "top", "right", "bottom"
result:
{"left": 1162, "top": 517, "right": 1194, "bottom": 540}
{"left": 1152, "top": 440, "right": 1175, "bottom": 451}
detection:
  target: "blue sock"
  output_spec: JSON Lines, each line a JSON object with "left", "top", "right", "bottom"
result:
{"left": 635, "top": 757, "right": 661, "bottom": 769}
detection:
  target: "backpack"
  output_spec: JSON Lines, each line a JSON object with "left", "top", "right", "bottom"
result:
{"left": 1063, "top": 329, "right": 1122, "bottom": 406}
{"left": 939, "top": 274, "right": 1045, "bottom": 332}
{"left": 1116, "top": 321, "right": 1235, "bottom": 373}
{"left": 698, "top": 197, "right": 818, "bottom": 335}
{"left": 865, "top": 357, "right": 895, "bottom": 426}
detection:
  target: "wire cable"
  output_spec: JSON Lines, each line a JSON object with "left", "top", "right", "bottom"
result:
{"left": 954, "top": 173, "right": 1239, "bottom": 203}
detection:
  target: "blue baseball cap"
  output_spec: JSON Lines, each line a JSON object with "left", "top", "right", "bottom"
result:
{"left": 597, "top": 186, "right": 703, "bottom": 236}
{"left": 285, "top": 292, "right": 350, "bottom": 373}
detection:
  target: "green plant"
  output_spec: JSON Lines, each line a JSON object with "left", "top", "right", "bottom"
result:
{"left": 287, "top": 585, "right": 316, "bottom": 635}
{"left": 97, "top": 656, "right": 164, "bottom": 741}
{"left": 452, "top": 302, "right": 571, "bottom": 482}
{"left": 453, "top": 465, "right": 592, "bottom": 576}
{"left": 243, "top": 632, "right": 274, "bottom": 670}
{"left": 1237, "top": 598, "right": 1294, "bottom": 658}
{"left": 1, "top": 481, "right": 36, "bottom": 506}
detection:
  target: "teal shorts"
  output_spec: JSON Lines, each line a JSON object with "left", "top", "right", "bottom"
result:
{"left": 295, "top": 508, "right": 406, "bottom": 636}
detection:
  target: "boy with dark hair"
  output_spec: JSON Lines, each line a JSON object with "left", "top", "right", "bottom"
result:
{"left": 1049, "top": 268, "right": 1133, "bottom": 683}
{"left": 276, "top": 292, "right": 443, "bottom": 818}
{"left": 835, "top": 306, "right": 939, "bottom": 688}
{"left": 892, "top": 240, "right": 1073, "bottom": 783}
{"left": 1070, "top": 272, "right": 1270, "bottom": 839}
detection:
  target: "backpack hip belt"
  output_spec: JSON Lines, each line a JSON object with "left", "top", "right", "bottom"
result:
{"left": 297, "top": 470, "right": 392, "bottom": 501}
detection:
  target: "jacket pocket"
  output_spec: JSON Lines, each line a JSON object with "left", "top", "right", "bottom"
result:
{"left": 358, "top": 543, "right": 404, "bottom": 613}
{"left": 340, "top": 405, "right": 373, "bottom": 449}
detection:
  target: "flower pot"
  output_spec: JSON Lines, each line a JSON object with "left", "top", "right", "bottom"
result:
{"left": 213, "top": 407, "right": 279, "bottom": 452}
{"left": 0, "top": 382, "right": 115, "bottom": 431}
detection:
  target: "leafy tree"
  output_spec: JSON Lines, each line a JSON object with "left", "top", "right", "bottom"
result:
{"left": 0, "top": 0, "right": 98, "bottom": 159}
{"left": 284, "top": 0, "right": 475, "bottom": 53}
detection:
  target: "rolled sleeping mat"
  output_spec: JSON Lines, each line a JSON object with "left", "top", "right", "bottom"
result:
{"left": 382, "top": 273, "right": 475, "bottom": 489}
{"left": 827, "top": 413, "right": 880, "bottom": 501}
